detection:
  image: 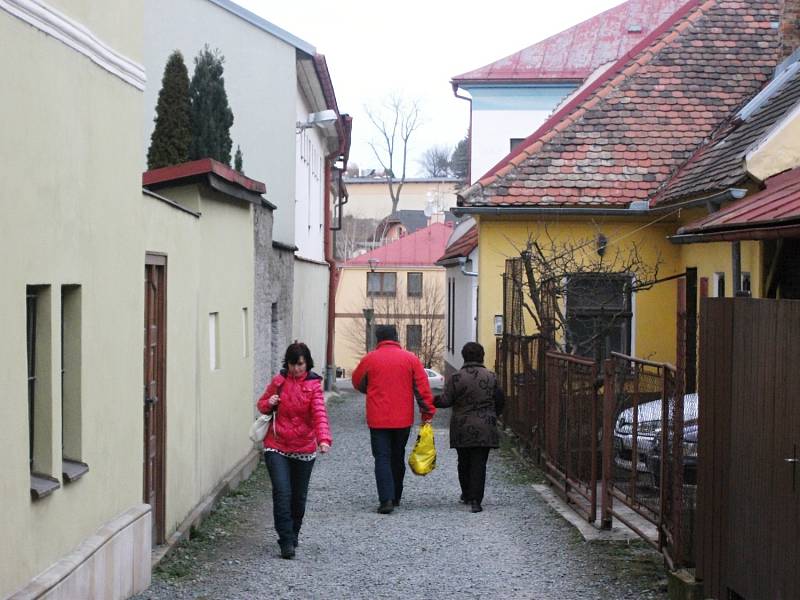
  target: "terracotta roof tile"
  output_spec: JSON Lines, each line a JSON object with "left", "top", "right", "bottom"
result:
{"left": 436, "top": 225, "right": 478, "bottom": 264}
{"left": 460, "top": 0, "right": 782, "bottom": 209}
{"left": 345, "top": 222, "right": 452, "bottom": 268}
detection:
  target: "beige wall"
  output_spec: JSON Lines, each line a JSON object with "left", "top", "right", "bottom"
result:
{"left": 746, "top": 103, "right": 800, "bottom": 182}
{"left": 0, "top": 1, "right": 146, "bottom": 595}
{"left": 344, "top": 180, "right": 460, "bottom": 220}
{"left": 334, "top": 265, "right": 446, "bottom": 373}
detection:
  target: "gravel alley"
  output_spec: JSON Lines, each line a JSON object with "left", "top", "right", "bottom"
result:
{"left": 134, "top": 389, "right": 667, "bottom": 600}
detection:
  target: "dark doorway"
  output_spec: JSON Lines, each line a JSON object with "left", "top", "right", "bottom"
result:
{"left": 144, "top": 254, "right": 167, "bottom": 545}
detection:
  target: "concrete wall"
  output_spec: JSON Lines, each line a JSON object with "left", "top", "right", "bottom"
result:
{"left": 292, "top": 260, "right": 330, "bottom": 367}
{"left": 0, "top": 0, "right": 148, "bottom": 595}
{"left": 143, "top": 0, "right": 298, "bottom": 246}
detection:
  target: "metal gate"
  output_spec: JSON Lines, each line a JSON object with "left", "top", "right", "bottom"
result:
{"left": 544, "top": 352, "right": 599, "bottom": 522}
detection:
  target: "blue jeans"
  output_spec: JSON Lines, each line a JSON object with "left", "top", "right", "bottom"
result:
{"left": 369, "top": 427, "right": 411, "bottom": 503}
{"left": 263, "top": 451, "right": 315, "bottom": 549}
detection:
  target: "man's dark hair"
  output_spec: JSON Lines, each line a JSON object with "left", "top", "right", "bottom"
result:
{"left": 375, "top": 324, "right": 398, "bottom": 343}
{"left": 461, "top": 342, "right": 485, "bottom": 364}
{"left": 283, "top": 342, "right": 314, "bottom": 370}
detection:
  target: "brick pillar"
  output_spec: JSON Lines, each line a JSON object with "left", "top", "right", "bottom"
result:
{"left": 783, "top": 0, "right": 800, "bottom": 58}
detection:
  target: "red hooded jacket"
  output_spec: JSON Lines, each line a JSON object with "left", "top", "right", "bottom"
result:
{"left": 350, "top": 341, "right": 436, "bottom": 428}
{"left": 257, "top": 370, "right": 332, "bottom": 454}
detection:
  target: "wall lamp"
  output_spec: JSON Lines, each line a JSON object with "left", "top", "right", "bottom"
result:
{"left": 296, "top": 109, "right": 338, "bottom": 132}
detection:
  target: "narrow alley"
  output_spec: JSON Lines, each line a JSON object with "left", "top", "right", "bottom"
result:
{"left": 135, "top": 390, "right": 666, "bottom": 600}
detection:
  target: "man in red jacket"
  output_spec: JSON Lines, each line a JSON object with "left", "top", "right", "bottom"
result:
{"left": 351, "top": 324, "right": 436, "bottom": 514}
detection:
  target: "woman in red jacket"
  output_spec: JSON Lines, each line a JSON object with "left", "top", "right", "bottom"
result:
{"left": 257, "top": 342, "right": 332, "bottom": 559}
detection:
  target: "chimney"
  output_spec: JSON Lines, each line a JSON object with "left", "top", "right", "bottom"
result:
{"left": 783, "top": 0, "right": 800, "bottom": 58}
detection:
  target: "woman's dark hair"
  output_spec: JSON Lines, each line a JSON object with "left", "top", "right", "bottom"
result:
{"left": 283, "top": 342, "right": 314, "bottom": 370}
{"left": 461, "top": 342, "right": 485, "bottom": 364}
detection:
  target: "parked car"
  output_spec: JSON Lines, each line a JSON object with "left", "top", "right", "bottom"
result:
{"left": 425, "top": 368, "right": 444, "bottom": 390}
{"left": 646, "top": 421, "right": 698, "bottom": 487}
{"left": 613, "top": 393, "right": 698, "bottom": 486}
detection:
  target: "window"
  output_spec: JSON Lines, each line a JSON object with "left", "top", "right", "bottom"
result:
{"left": 27, "top": 285, "right": 59, "bottom": 499}
{"left": 741, "top": 272, "right": 752, "bottom": 296}
{"left": 242, "top": 307, "right": 249, "bottom": 358}
{"left": 713, "top": 272, "right": 726, "bottom": 298}
{"left": 367, "top": 272, "right": 396, "bottom": 297}
{"left": 565, "top": 274, "right": 632, "bottom": 362}
{"left": 61, "top": 285, "right": 87, "bottom": 483}
{"left": 209, "top": 312, "right": 220, "bottom": 370}
{"left": 406, "top": 324, "right": 422, "bottom": 354}
{"left": 407, "top": 272, "right": 423, "bottom": 297}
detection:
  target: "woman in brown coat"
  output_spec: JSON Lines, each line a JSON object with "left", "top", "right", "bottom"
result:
{"left": 434, "top": 342, "right": 505, "bottom": 513}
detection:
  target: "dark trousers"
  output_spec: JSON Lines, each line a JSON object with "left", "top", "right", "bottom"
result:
{"left": 369, "top": 427, "right": 411, "bottom": 503}
{"left": 264, "top": 451, "right": 315, "bottom": 549}
{"left": 456, "top": 447, "right": 491, "bottom": 504}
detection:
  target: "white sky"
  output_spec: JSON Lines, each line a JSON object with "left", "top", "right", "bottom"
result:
{"left": 236, "top": 0, "right": 626, "bottom": 175}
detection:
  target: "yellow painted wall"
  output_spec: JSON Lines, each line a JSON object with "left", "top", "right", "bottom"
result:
{"left": 476, "top": 216, "right": 683, "bottom": 369}
{"left": 334, "top": 266, "right": 445, "bottom": 372}
{"left": 343, "top": 180, "right": 460, "bottom": 220}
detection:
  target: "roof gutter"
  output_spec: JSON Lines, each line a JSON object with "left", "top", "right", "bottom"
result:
{"left": 669, "top": 222, "right": 800, "bottom": 244}
{"left": 452, "top": 84, "right": 473, "bottom": 185}
{"left": 453, "top": 188, "right": 748, "bottom": 218}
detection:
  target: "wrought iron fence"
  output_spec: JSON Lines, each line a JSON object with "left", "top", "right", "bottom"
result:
{"left": 495, "top": 334, "right": 545, "bottom": 453}
{"left": 543, "top": 352, "right": 600, "bottom": 523}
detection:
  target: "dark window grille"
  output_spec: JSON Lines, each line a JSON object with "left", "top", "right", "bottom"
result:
{"left": 565, "top": 273, "right": 632, "bottom": 362}
{"left": 367, "top": 272, "right": 396, "bottom": 297}
{"left": 26, "top": 290, "right": 37, "bottom": 469}
{"left": 407, "top": 272, "right": 423, "bottom": 297}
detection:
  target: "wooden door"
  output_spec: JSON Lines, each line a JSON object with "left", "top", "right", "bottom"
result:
{"left": 143, "top": 255, "right": 166, "bottom": 545}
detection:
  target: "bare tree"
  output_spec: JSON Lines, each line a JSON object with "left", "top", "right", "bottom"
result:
{"left": 334, "top": 215, "right": 380, "bottom": 261}
{"left": 419, "top": 145, "right": 451, "bottom": 178}
{"left": 341, "top": 279, "right": 445, "bottom": 369}
{"left": 505, "top": 227, "right": 662, "bottom": 360}
{"left": 365, "top": 94, "right": 422, "bottom": 214}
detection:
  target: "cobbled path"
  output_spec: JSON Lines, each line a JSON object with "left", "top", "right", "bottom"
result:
{"left": 135, "top": 390, "right": 667, "bottom": 600}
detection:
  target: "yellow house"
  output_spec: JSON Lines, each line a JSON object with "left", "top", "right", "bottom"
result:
{"left": 343, "top": 177, "right": 461, "bottom": 220}
{"left": 334, "top": 223, "right": 451, "bottom": 373}
{"left": 455, "top": 0, "right": 785, "bottom": 372}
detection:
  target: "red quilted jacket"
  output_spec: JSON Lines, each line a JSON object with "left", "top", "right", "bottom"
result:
{"left": 257, "top": 371, "right": 332, "bottom": 454}
{"left": 350, "top": 341, "right": 436, "bottom": 428}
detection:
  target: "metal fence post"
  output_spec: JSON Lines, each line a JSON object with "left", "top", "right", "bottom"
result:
{"left": 601, "top": 358, "right": 614, "bottom": 529}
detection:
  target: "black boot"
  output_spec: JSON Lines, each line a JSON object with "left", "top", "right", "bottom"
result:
{"left": 470, "top": 501, "right": 483, "bottom": 513}
{"left": 378, "top": 500, "right": 394, "bottom": 514}
{"left": 280, "top": 544, "right": 295, "bottom": 559}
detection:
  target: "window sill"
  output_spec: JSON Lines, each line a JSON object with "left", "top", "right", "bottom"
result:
{"left": 30, "top": 473, "right": 60, "bottom": 500}
{"left": 62, "top": 459, "right": 89, "bottom": 484}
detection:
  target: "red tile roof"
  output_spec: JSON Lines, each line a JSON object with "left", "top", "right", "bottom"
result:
{"left": 654, "top": 58, "right": 800, "bottom": 205}
{"left": 452, "top": 0, "right": 688, "bottom": 85}
{"left": 677, "top": 168, "right": 800, "bottom": 239}
{"left": 460, "top": 0, "right": 782, "bottom": 209}
{"left": 143, "top": 158, "right": 266, "bottom": 194}
{"left": 436, "top": 225, "right": 478, "bottom": 265}
{"left": 345, "top": 222, "right": 452, "bottom": 268}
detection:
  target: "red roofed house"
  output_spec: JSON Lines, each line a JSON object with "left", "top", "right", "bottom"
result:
{"left": 334, "top": 223, "right": 452, "bottom": 373}
{"left": 454, "top": 0, "right": 788, "bottom": 371}
{"left": 452, "top": 0, "right": 687, "bottom": 184}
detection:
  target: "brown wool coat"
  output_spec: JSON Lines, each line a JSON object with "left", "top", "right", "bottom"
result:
{"left": 434, "top": 362, "right": 505, "bottom": 448}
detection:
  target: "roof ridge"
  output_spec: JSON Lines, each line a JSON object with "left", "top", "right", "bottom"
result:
{"left": 459, "top": 0, "right": 704, "bottom": 203}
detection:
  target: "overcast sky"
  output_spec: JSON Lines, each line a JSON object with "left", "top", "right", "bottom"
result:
{"left": 236, "top": 0, "right": 626, "bottom": 175}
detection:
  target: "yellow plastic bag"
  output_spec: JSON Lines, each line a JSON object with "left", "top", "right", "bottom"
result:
{"left": 408, "top": 423, "right": 436, "bottom": 476}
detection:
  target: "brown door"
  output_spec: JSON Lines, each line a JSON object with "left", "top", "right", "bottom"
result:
{"left": 143, "top": 254, "right": 166, "bottom": 545}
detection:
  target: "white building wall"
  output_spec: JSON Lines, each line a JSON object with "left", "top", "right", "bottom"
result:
{"left": 444, "top": 247, "right": 479, "bottom": 373}
{"left": 465, "top": 85, "right": 577, "bottom": 184}
{"left": 143, "top": 0, "right": 300, "bottom": 246}
{"left": 292, "top": 261, "right": 330, "bottom": 364}
{"left": 294, "top": 93, "right": 326, "bottom": 262}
